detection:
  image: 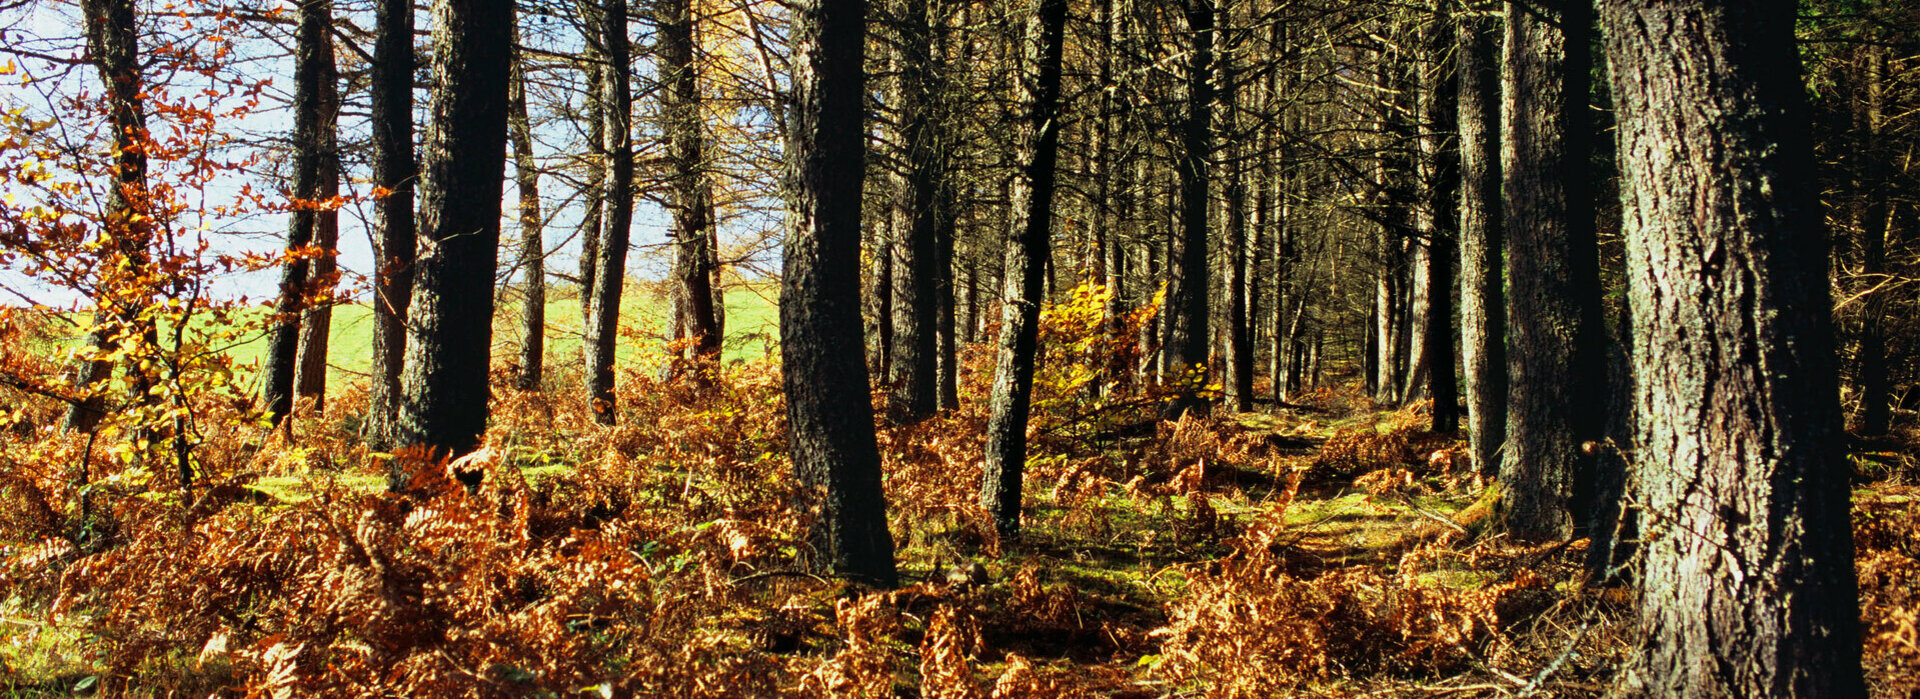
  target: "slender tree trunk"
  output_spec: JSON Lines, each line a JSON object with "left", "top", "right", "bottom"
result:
{"left": 394, "top": 0, "right": 513, "bottom": 456}
{"left": 509, "top": 40, "right": 546, "bottom": 392}
{"left": 365, "top": 0, "right": 414, "bottom": 449}
{"left": 1420, "top": 0, "right": 1459, "bottom": 433}
{"left": 295, "top": 45, "right": 341, "bottom": 410}
{"left": 782, "top": 0, "right": 898, "bottom": 587}
{"left": 65, "top": 0, "right": 152, "bottom": 434}
{"left": 578, "top": 63, "right": 605, "bottom": 332}
{"left": 660, "top": 0, "right": 722, "bottom": 379}
{"left": 1166, "top": 0, "right": 1214, "bottom": 414}
{"left": 886, "top": 0, "right": 940, "bottom": 422}
{"left": 263, "top": 0, "right": 333, "bottom": 422}
{"left": 1601, "top": 1, "right": 1866, "bottom": 694}
{"left": 1498, "top": 0, "right": 1605, "bottom": 540}
{"left": 1220, "top": 13, "right": 1252, "bottom": 413}
{"left": 1458, "top": 7, "right": 1503, "bottom": 475}
{"left": 868, "top": 217, "right": 894, "bottom": 378}
{"left": 936, "top": 178, "right": 960, "bottom": 410}
{"left": 981, "top": 0, "right": 1069, "bottom": 537}
{"left": 585, "top": 0, "right": 634, "bottom": 425}
{"left": 1857, "top": 47, "right": 1892, "bottom": 435}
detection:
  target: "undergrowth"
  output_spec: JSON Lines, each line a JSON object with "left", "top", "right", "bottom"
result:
{"left": 0, "top": 293, "right": 1915, "bottom": 697}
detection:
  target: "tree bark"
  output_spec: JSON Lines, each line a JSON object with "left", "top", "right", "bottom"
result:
{"left": 577, "top": 63, "right": 605, "bottom": 332}
{"left": 1166, "top": 0, "right": 1214, "bottom": 413}
{"left": 981, "top": 0, "right": 1069, "bottom": 537}
{"left": 509, "top": 39, "right": 546, "bottom": 392}
{"left": 263, "top": 0, "right": 334, "bottom": 422}
{"left": 394, "top": 0, "right": 514, "bottom": 455}
{"left": 364, "top": 0, "right": 414, "bottom": 449}
{"left": 660, "top": 0, "right": 722, "bottom": 379}
{"left": 295, "top": 44, "right": 341, "bottom": 410}
{"left": 65, "top": 0, "right": 151, "bottom": 434}
{"left": 1856, "top": 47, "right": 1891, "bottom": 435}
{"left": 585, "top": 0, "right": 633, "bottom": 425}
{"left": 886, "top": 0, "right": 940, "bottom": 422}
{"left": 1419, "top": 0, "right": 1459, "bottom": 433}
{"left": 782, "top": 0, "right": 898, "bottom": 587}
{"left": 1457, "top": 7, "right": 1503, "bottom": 474}
{"left": 1599, "top": 1, "right": 1866, "bottom": 694}
{"left": 1497, "top": 0, "right": 1605, "bottom": 540}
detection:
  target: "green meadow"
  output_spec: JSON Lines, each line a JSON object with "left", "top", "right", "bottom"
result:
{"left": 220, "top": 279, "right": 782, "bottom": 390}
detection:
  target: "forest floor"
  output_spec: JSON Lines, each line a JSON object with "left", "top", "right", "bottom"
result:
{"left": 1, "top": 331, "right": 1917, "bottom": 695}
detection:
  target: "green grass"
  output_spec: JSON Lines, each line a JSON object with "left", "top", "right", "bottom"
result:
{"left": 215, "top": 279, "right": 781, "bottom": 390}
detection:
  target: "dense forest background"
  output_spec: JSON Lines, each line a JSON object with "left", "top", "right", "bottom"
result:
{"left": 0, "top": 0, "right": 1917, "bottom": 695}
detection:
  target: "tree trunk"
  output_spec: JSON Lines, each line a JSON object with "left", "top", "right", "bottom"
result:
{"left": 1457, "top": 7, "right": 1503, "bottom": 476}
{"left": 981, "top": 0, "right": 1069, "bottom": 538}
{"left": 1497, "top": 0, "right": 1605, "bottom": 540}
{"left": 1419, "top": 0, "right": 1459, "bottom": 433}
{"left": 1166, "top": 0, "right": 1214, "bottom": 413}
{"left": 577, "top": 63, "right": 605, "bottom": 332}
{"left": 364, "top": 0, "right": 414, "bottom": 450}
{"left": 509, "top": 39, "right": 546, "bottom": 392}
{"left": 782, "top": 0, "right": 898, "bottom": 588}
{"left": 65, "top": 0, "right": 152, "bottom": 434}
{"left": 886, "top": 0, "right": 940, "bottom": 423}
{"left": 295, "top": 44, "right": 341, "bottom": 410}
{"left": 660, "top": 0, "right": 722, "bottom": 379}
{"left": 1600, "top": 1, "right": 1866, "bottom": 694}
{"left": 585, "top": 0, "right": 634, "bottom": 425}
{"left": 936, "top": 178, "right": 961, "bottom": 410}
{"left": 1856, "top": 47, "right": 1891, "bottom": 436}
{"left": 394, "top": 0, "right": 514, "bottom": 455}
{"left": 262, "top": 0, "right": 334, "bottom": 422}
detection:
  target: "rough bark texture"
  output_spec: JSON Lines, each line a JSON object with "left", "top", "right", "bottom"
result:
{"left": 262, "top": 0, "right": 333, "bottom": 422}
{"left": 1457, "top": 8, "right": 1503, "bottom": 477}
{"left": 980, "top": 0, "right": 1068, "bottom": 537}
{"left": 294, "top": 47, "right": 340, "bottom": 410}
{"left": 1497, "top": 0, "right": 1605, "bottom": 540}
{"left": 577, "top": 63, "right": 605, "bottom": 332}
{"left": 394, "top": 0, "right": 513, "bottom": 455}
{"left": 1419, "top": 0, "right": 1459, "bottom": 434}
{"left": 585, "top": 0, "right": 634, "bottom": 424}
{"left": 886, "top": 0, "right": 941, "bottom": 423}
{"left": 1166, "top": 0, "right": 1214, "bottom": 408}
{"left": 1599, "top": 1, "right": 1866, "bottom": 695}
{"left": 65, "top": 0, "right": 150, "bottom": 433}
{"left": 660, "top": 0, "right": 722, "bottom": 377}
{"left": 1221, "top": 24, "right": 1253, "bottom": 414}
{"left": 1856, "top": 47, "right": 1891, "bottom": 436}
{"left": 364, "top": 0, "right": 414, "bottom": 449}
{"left": 509, "top": 41, "right": 546, "bottom": 392}
{"left": 781, "top": 0, "right": 899, "bottom": 587}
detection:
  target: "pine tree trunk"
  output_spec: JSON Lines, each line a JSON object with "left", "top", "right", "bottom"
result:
{"left": 263, "top": 0, "right": 333, "bottom": 422}
{"left": 365, "top": 0, "right": 414, "bottom": 450}
{"left": 585, "top": 0, "right": 634, "bottom": 424}
{"left": 295, "top": 50, "right": 340, "bottom": 410}
{"left": 981, "top": 0, "right": 1069, "bottom": 537}
{"left": 577, "top": 63, "right": 605, "bottom": 332}
{"left": 509, "top": 40, "right": 546, "bottom": 392}
{"left": 1600, "top": 1, "right": 1866, "bottom": 694}
{"left": 782, "top": 0, "right": 898, "bottom": 587}
{"left": 1498, "top": 0, "right": 1605, "bottom": 540}
{"left": 1856, "top": 47, "right": 1891, "bottom": 436}
{"left": 1457, "top": 7, "right": 1503, "bottom": 476}
{"left": 394, "top": 0, "right": 513, "bottom": 454}
{"left": 886, "top": 0, "right": 940, "bottom": 422}
{"left": 1166, "top": 0, "right": 1214, "bottom": 412}
{"left": 660, "top": 0, "right": 722, "bottom": 378}
{"left": 65, "top": 0, "right": 151, "bottom": 434}
{"left": 1419, "top": 0, "right": 1459, "bottom": 433}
